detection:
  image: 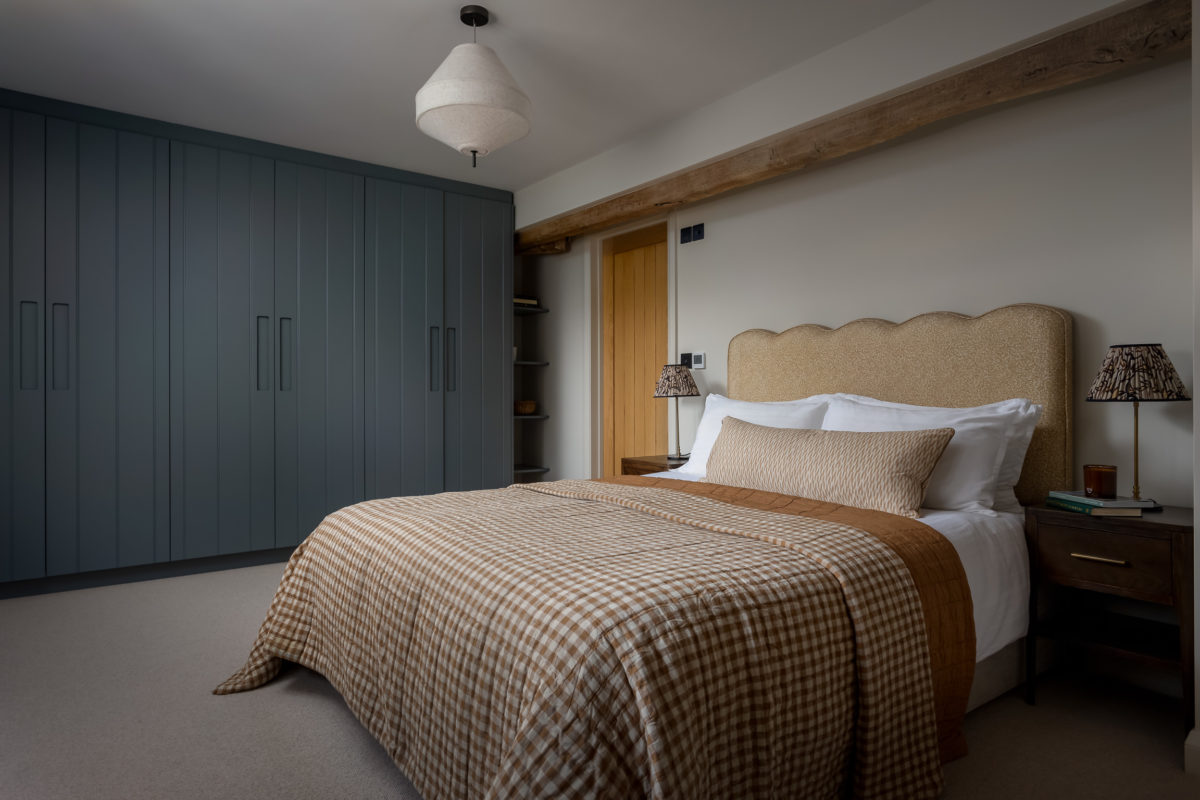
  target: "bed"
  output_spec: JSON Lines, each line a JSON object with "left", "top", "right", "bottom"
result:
{"left": 718, "top": 302, "right": 1072, "bottom": 712}
{"left": 216, "top": 303, "right": 1073, "bottom": 800}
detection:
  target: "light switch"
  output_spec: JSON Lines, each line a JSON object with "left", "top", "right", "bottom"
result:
{"left": 692, "top": 352, "right": 705, "bottom": 369}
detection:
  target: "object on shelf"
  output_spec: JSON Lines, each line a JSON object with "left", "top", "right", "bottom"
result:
{"left": 513, "top": 294, "right": 540, "bottom": 307}
{"left": 514, "top": 399, "right": 537, "bottom": 415}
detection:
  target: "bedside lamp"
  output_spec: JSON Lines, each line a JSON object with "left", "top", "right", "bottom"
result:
{"left": 654, "top": 364, "right": 700, "bottom": 461}
{"left": 1086, "top": 343, "right": 1190, "bottom": 500}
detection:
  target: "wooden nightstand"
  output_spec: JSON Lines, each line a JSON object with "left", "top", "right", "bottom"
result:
{"left": 1024, "top": 505, "right": 1194, "bottom": 730}
{"left": 620, "top": 454, "right": 688, "bottom": 476}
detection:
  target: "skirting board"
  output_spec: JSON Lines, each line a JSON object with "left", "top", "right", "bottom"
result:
{"left": 1186, "top": 728, "right": 1200, "bottom": 775}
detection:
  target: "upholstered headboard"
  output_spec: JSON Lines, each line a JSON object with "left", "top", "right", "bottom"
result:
{"left": 727, "top": 304, "right": 1073, "bottom": 505}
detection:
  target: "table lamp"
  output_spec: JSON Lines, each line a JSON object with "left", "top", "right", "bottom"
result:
{"left": 1085, "top": 343, "right": 1190, "bottom": 500}
{"left": 654, "top": 364, "right": 700, "bottom": 460}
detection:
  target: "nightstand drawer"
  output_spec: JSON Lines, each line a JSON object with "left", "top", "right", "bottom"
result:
{"left": 1036, "top": 524, "right": 1172, "bottom": 602}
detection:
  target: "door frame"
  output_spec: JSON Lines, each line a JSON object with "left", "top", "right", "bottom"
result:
{"left": 588, "top": 216, "right": 678, "bottom": 478}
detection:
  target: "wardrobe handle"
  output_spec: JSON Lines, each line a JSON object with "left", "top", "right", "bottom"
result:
{"left": 18, "top": 301, "right": 38, "bottom": 390}
{"left": 51, "top": 303, "right": 70, "bottom": 391}
{"left": 446, "top": 327, "right": 456, "bottom": 393}
{"left": 279, "top": 317, "right": 294, "bottom": 392}
{"left": 256, "top": 316, "right": 271, "bottom": 391}
{"left": 430, "top": 326, "right": 440, "bottom": 391}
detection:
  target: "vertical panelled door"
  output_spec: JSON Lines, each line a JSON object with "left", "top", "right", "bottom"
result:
{"left": 365, "top": 178, "right": 445, "bottom": 498}
{"left": 171, "top": 143, "right": 276, "bottom": 559}
{"left": 443, "top": 193, "right": 513, "bottom": 492}
{"left": 274, "top": 163, "right": 366, "bottom": 547}
{"left": 45, "top": 121, "right": 170, "bottom": 575}
{"left": 1, "top": 110, "right": 45, "bottom": 581}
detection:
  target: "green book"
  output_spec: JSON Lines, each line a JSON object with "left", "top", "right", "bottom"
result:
{"left": 1044, "top": 497, "right": 1142, "bottom": 517}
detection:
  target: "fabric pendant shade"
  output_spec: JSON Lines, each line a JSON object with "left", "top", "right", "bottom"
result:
{"left": 415, "top": 42, "right": 532, "bottom": 160}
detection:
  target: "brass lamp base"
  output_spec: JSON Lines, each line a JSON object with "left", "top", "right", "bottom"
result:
{"left": 1131, "top": 400, "right": 1140, "bottom": 500}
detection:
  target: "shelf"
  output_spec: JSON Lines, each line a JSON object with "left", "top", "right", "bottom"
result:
{"left": 514, "top": 414, "right": 549, "bottom": 421}
{"left": 514, "top": 306, "right": 549, "bottom": 316}
{"left": 1041, "top": 612, "right": 1181, "bottom": 669}
{"left": 514, "top": 360, "right": 549, "bottom": 367}
{"left": 513, "top": 464, "right": 550, "bottom": 475}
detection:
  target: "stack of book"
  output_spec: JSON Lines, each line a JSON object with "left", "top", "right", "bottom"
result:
{"left": 1044, "top": 489, "right": 1160, "bottom": 517}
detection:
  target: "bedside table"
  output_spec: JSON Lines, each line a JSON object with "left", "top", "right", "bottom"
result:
{"left": 621, "top": 454, "right": 688, "bottom": 476}
{"left": 1024, "top": 505, "right": 1194, "bottom": 730}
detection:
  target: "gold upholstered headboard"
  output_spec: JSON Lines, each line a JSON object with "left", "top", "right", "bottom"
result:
{"left": 727, "top": 304, "right": 1073, "bottom": 506}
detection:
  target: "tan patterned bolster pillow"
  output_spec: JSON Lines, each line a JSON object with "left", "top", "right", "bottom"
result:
{"left": 706, "top": 418, "right": 955, "bottom": 518}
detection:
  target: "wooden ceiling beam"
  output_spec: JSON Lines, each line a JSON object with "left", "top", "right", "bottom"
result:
{"left": 515, "top": 0, "right": 1190, "bottom": 256}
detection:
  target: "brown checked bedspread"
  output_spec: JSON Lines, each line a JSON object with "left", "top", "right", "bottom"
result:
{"left": 216, "top": 477, "right": 974, "bottom": 799}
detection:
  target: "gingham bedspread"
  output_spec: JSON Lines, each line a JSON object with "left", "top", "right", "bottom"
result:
{"left": 216, "top": 479, "right": 965, "bottom": 799}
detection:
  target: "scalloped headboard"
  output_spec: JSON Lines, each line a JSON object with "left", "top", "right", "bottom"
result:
{"left": 727, "top": 303, "right": 1073, "bottom": 505}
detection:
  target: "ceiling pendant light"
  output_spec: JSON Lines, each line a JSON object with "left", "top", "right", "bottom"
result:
{"left": 415, "top": 5, "right": 532, "bottom": 167}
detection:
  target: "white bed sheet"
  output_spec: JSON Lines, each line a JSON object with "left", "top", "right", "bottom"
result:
{"left": 644, "top": 469, "right": 1028, "bottom": 662}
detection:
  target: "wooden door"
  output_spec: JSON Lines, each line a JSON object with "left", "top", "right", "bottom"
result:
{"left": 602, "top": 223, "right": 668, "bottom": 477}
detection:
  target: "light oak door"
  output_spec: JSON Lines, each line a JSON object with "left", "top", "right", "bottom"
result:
{"left": 602, "top": 223, "right": 668, "bottom": 477}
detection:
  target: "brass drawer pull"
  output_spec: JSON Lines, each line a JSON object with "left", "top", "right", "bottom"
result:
{"left": 1069, "top": 552, "right": 1129, "bottom": 567}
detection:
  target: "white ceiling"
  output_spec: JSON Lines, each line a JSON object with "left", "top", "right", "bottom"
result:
{"left": 0, "top": 0, "right": 930, "bottom": 193}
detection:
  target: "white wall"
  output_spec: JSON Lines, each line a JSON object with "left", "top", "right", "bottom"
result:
{"left": 529, "top": 63, "right": 1193, "bottom": 505}
{"left": 514, "top": 0, "right": 1126, "bottom": 228}
{"left": 526, "top": 247, "right": 593, "bottom": 481}
{"left": 667, "top": 62, "right": 1192, "bottom": 506}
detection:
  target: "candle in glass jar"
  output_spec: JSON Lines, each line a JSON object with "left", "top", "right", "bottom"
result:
{"left": 1083, "top": 464, "right": 1117, "bottom": 499}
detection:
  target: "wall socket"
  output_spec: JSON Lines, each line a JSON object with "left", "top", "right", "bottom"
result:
{"left": 679, "top": 223, "right": 705, "bottom": 244}
{"left": 680, "top": 352, "right": 706, "bottom": 370}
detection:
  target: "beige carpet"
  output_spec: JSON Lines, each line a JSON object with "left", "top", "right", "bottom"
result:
{"left": 1, "top": 562, "right": 1197, "bottom": 799}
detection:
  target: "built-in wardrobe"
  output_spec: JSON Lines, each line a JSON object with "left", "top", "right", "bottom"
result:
{"left": 1, "top": 94, "right": 513, "bottom": 583}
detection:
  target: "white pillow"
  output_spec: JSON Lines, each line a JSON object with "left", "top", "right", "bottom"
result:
{"left": 832, "top": 395, "right": 1042, "bottom": 512}
{"left": 822, "top": 395, "right": 1024, "bottom": 513}
{"left": 990, "top": 403, "right": 1041, "bottom": 512}
{"left": 676, "top": 393, "right": 833, "bottom": 476}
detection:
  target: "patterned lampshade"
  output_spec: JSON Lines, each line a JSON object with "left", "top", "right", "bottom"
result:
{"left": 1086, "top": 344, "right": 1190, "bottom": 402}
{"left": 653, "top": 364, "right": 700, "bottom": 398}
